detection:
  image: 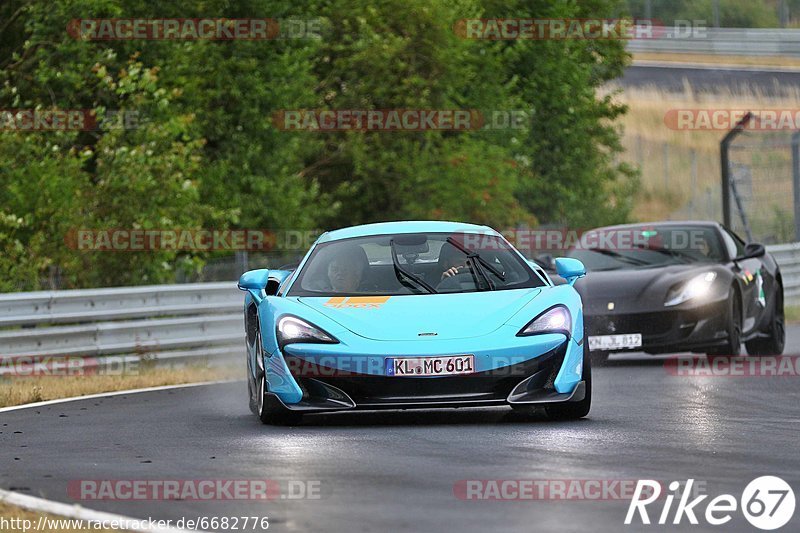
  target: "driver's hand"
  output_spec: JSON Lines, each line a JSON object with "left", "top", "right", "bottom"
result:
{"left": 441, "top": 266, "right": 462, "bottom": 279}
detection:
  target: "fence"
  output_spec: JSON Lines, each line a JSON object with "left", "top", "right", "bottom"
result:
{"left": 627, "top": 28, "right": 800, "bottom": 58}
{"left": 766, "top": 242, "right": 800, "bottom": 303}
{"left": 722, "top": 129, "right": 799, "bottom": 244}
{"left": 0, "top": 283, "right": 243, "bottom": 374}
{"left": 2, "top": 249, "right": 800, "bottom": 372}
{"left": 628, "top": 131, "right": 798, "bottom": 246}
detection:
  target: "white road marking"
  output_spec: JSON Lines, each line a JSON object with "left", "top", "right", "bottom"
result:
{"left": 0, "top": 381, "right": 239, "bottom": 531}
{"left": 0, "top": 487, "right": 206, "bottom": 532}
{"left": 0, "top": 380, "right": 237, "bottom": 414}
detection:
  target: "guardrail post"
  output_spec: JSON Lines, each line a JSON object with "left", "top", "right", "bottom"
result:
{"left": 792, "top": 131, "right": 800, "bottom": 242}
{"left": 235, "top": 251, "right": 249, "bottom": 274}
{"left": 720, "top": 112, "right": 753, "bottom": 229}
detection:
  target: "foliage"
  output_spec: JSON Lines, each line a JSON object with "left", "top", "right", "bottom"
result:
{"left": 0, "top": 0, "right": 635, "bottom": 290}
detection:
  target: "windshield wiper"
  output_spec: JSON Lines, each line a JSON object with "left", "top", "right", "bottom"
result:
{"left": 389, "top": 239, "right": 437, "bottom": 294}
{"left": 589, "top": 248, "right": 650, "bottom": 266}
{"left": 630, "top": 244, "right": 699, "bottom": 264}
{"left": 445, "top": 237, "right": 505, "bottom": 290}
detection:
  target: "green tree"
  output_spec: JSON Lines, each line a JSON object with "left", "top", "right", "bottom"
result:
{"left": 1, "top": 0, "right": 638, "bottom": 290}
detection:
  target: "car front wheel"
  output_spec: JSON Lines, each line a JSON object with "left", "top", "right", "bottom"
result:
{"left": 707, "top": 290, "right": 741, "bottom": 357}
{"left": 745, "top": 285, "right": 785, "bottom": 356}
{"left": 545, "top": 339, "right": 592, "bottom": 421}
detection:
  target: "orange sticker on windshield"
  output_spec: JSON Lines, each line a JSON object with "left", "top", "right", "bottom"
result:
{"left": 325, "top": 296, "right": 390, "bottom": 309}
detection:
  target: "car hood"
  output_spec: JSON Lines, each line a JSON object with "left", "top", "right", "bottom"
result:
{"left": 296, "top": 289, "right": 541, "bottom": 341}
{"left": 574, "top": 264, "right": 722, "bottom": 314}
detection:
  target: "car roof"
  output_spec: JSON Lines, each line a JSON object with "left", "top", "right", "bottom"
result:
{"left": 316, "top": 221, "right": 497, "bottom": 243}
{"left": 587, "top": 220, "right": 722, "bottom": 232}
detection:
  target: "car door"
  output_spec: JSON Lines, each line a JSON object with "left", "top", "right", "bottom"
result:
{"left": 721, "top": 228, "right": 765, "bottom": 334}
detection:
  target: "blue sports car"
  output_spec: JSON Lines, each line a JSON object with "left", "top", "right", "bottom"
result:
{"left": 237, "top": 221, "right": 589, "bottom": 424}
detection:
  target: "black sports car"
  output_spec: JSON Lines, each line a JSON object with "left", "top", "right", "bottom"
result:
{"left": 544, "top": 221, "right": 784, "bottom": 360}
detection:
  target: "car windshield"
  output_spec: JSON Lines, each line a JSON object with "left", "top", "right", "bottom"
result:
{"left": 566, "top": 225, "right": 724, "bottom": 271}
{"left": 288, "top": 232, "right": 545, "bottom": 296}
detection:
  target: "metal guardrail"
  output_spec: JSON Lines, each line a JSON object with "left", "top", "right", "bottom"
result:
{"left": 0, "top": 283, "right": 243, "bottom": 371}
{"left": 766, "top": 243, "right": 800, "bottom": 304}
{"left": 627, "top": 28, "right": 800, "bottom": 58}
{"left": 0, "top": 245, "right": 798, "bottom": 370}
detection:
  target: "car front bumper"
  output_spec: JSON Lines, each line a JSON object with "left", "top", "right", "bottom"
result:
{"left": 584, "top": 297, "right": 730, "bottom": 354}
{"left": 261, "top": 329, "right": 585, "bottom": 412}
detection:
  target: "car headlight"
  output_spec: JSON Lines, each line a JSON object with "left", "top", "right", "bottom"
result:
{"left": 517, "top": 305, "right": 572, "bottom": 337}
{"left": 664, "top": 272, "right": 717, "bottom": 307}
{"left": 276, "top": 315, "right": 338, "bottom": 350}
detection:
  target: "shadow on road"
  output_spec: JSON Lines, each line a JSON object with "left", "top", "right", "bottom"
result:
{"left": 597, "top": 356, "right": 670, "bottom": 368}
{"left": 248, "top": 407, "right": 599, "bottom": 428}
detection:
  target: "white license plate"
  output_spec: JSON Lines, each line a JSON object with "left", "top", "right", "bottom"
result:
{"left": 386, "top": 355, "right": 475, "bottom": 377}
{"left": 588, "top": 334, "right": 642, "bottom": 351}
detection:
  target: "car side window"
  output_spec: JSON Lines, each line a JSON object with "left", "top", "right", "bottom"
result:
{"left": 721, "top": 229, "right": 745, "bottom": 259}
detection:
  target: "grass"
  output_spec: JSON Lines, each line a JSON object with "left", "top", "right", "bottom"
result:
{"left": 0, "top": 364, "right": 239, "bottom": 408}
{"left": 606, "top": 83, "right": 800, "bottom": 232}
{"left": 0, "top": 502, "right": 123, "bottom": 532}
{"left": 784, "top": 305, "right": 800, "bottom": 323}
{"left": 0, "top": 503, "right": 127, "bottom": 533}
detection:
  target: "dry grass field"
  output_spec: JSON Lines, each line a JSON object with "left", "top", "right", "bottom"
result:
{"left": 0, "top": 364, "right": 238, "bottom": 408}
{"left": 608, "top": 81, "right": 800, "bottom": 234}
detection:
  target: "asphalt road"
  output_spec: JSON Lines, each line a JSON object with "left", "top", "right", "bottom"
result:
{"left": 2, "top": 329, "right": 800, "bottom": 532}
{"left": 620, "top": 64, "right": 800, "bottom": 96}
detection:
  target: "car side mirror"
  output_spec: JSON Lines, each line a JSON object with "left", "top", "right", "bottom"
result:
{"left": 555, "top": 258, "right": 586, "bottom": 285}
{"left": 238, "top": 269, "right": 270, "bottom": 292}
{"left": 736, "top": 243, "right": 766, "bottom": 261}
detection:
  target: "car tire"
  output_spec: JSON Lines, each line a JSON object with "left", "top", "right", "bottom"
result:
{"left": 247, "top": 369, "right": 258, "bottom": 415}
{"left": 745, "top": 284, "right": 785, "bottom": 356}
{"left": 545, "top": 339, "right": 592, "bottom": 421}
{"left": 707, "top": 290, "right": 741, "bottom": 357}
{"left": 251, "top": 329, "right": 303, "bottom": 425}
{"left": 245, "top": 333, "right": 261, "bottom": 415}
{"left": 257, "top": 373, "right": 304, "bottom": 426}
{"left": 590, "top": 350, "right": 609, "bottom": 366}
{"left": 247, "top": 331, "right": 260, "bottom": 415}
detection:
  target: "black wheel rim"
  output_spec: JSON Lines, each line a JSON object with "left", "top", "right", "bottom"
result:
{"left": 257, "top": 374, "right": 265, "bottom": 415}
{"left": 256, "top": 330, "right": 266, "bottom": 415}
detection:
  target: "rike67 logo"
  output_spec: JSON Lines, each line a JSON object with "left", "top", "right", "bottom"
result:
{"left": 626, "top": 477, "right": 795, "bottom": 530}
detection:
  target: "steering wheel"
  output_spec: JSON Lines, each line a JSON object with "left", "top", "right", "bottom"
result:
{"left": 436, "top": 269, "right": 477, "bottom": 291}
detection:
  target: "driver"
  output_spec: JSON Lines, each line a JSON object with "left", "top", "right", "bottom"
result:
{"left": 438, "top": 242, "right": 467, "bottom": 280}
{"left": 327, "top": 245, "right": 368, "bottom": 292}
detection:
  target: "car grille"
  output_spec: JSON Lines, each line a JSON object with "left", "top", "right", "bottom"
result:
{"left": 585, "top": 312, "right": 676, "bottom": 337}
{"left": 284, "top": 343, "right": 568, "bottom": 406}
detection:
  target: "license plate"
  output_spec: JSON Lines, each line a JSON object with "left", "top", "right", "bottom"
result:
{"left": 588, "top": 333, "right": 642, "bottom": 351}
{"left": 386, "top": 355, "right": 475, "bottom": 377}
